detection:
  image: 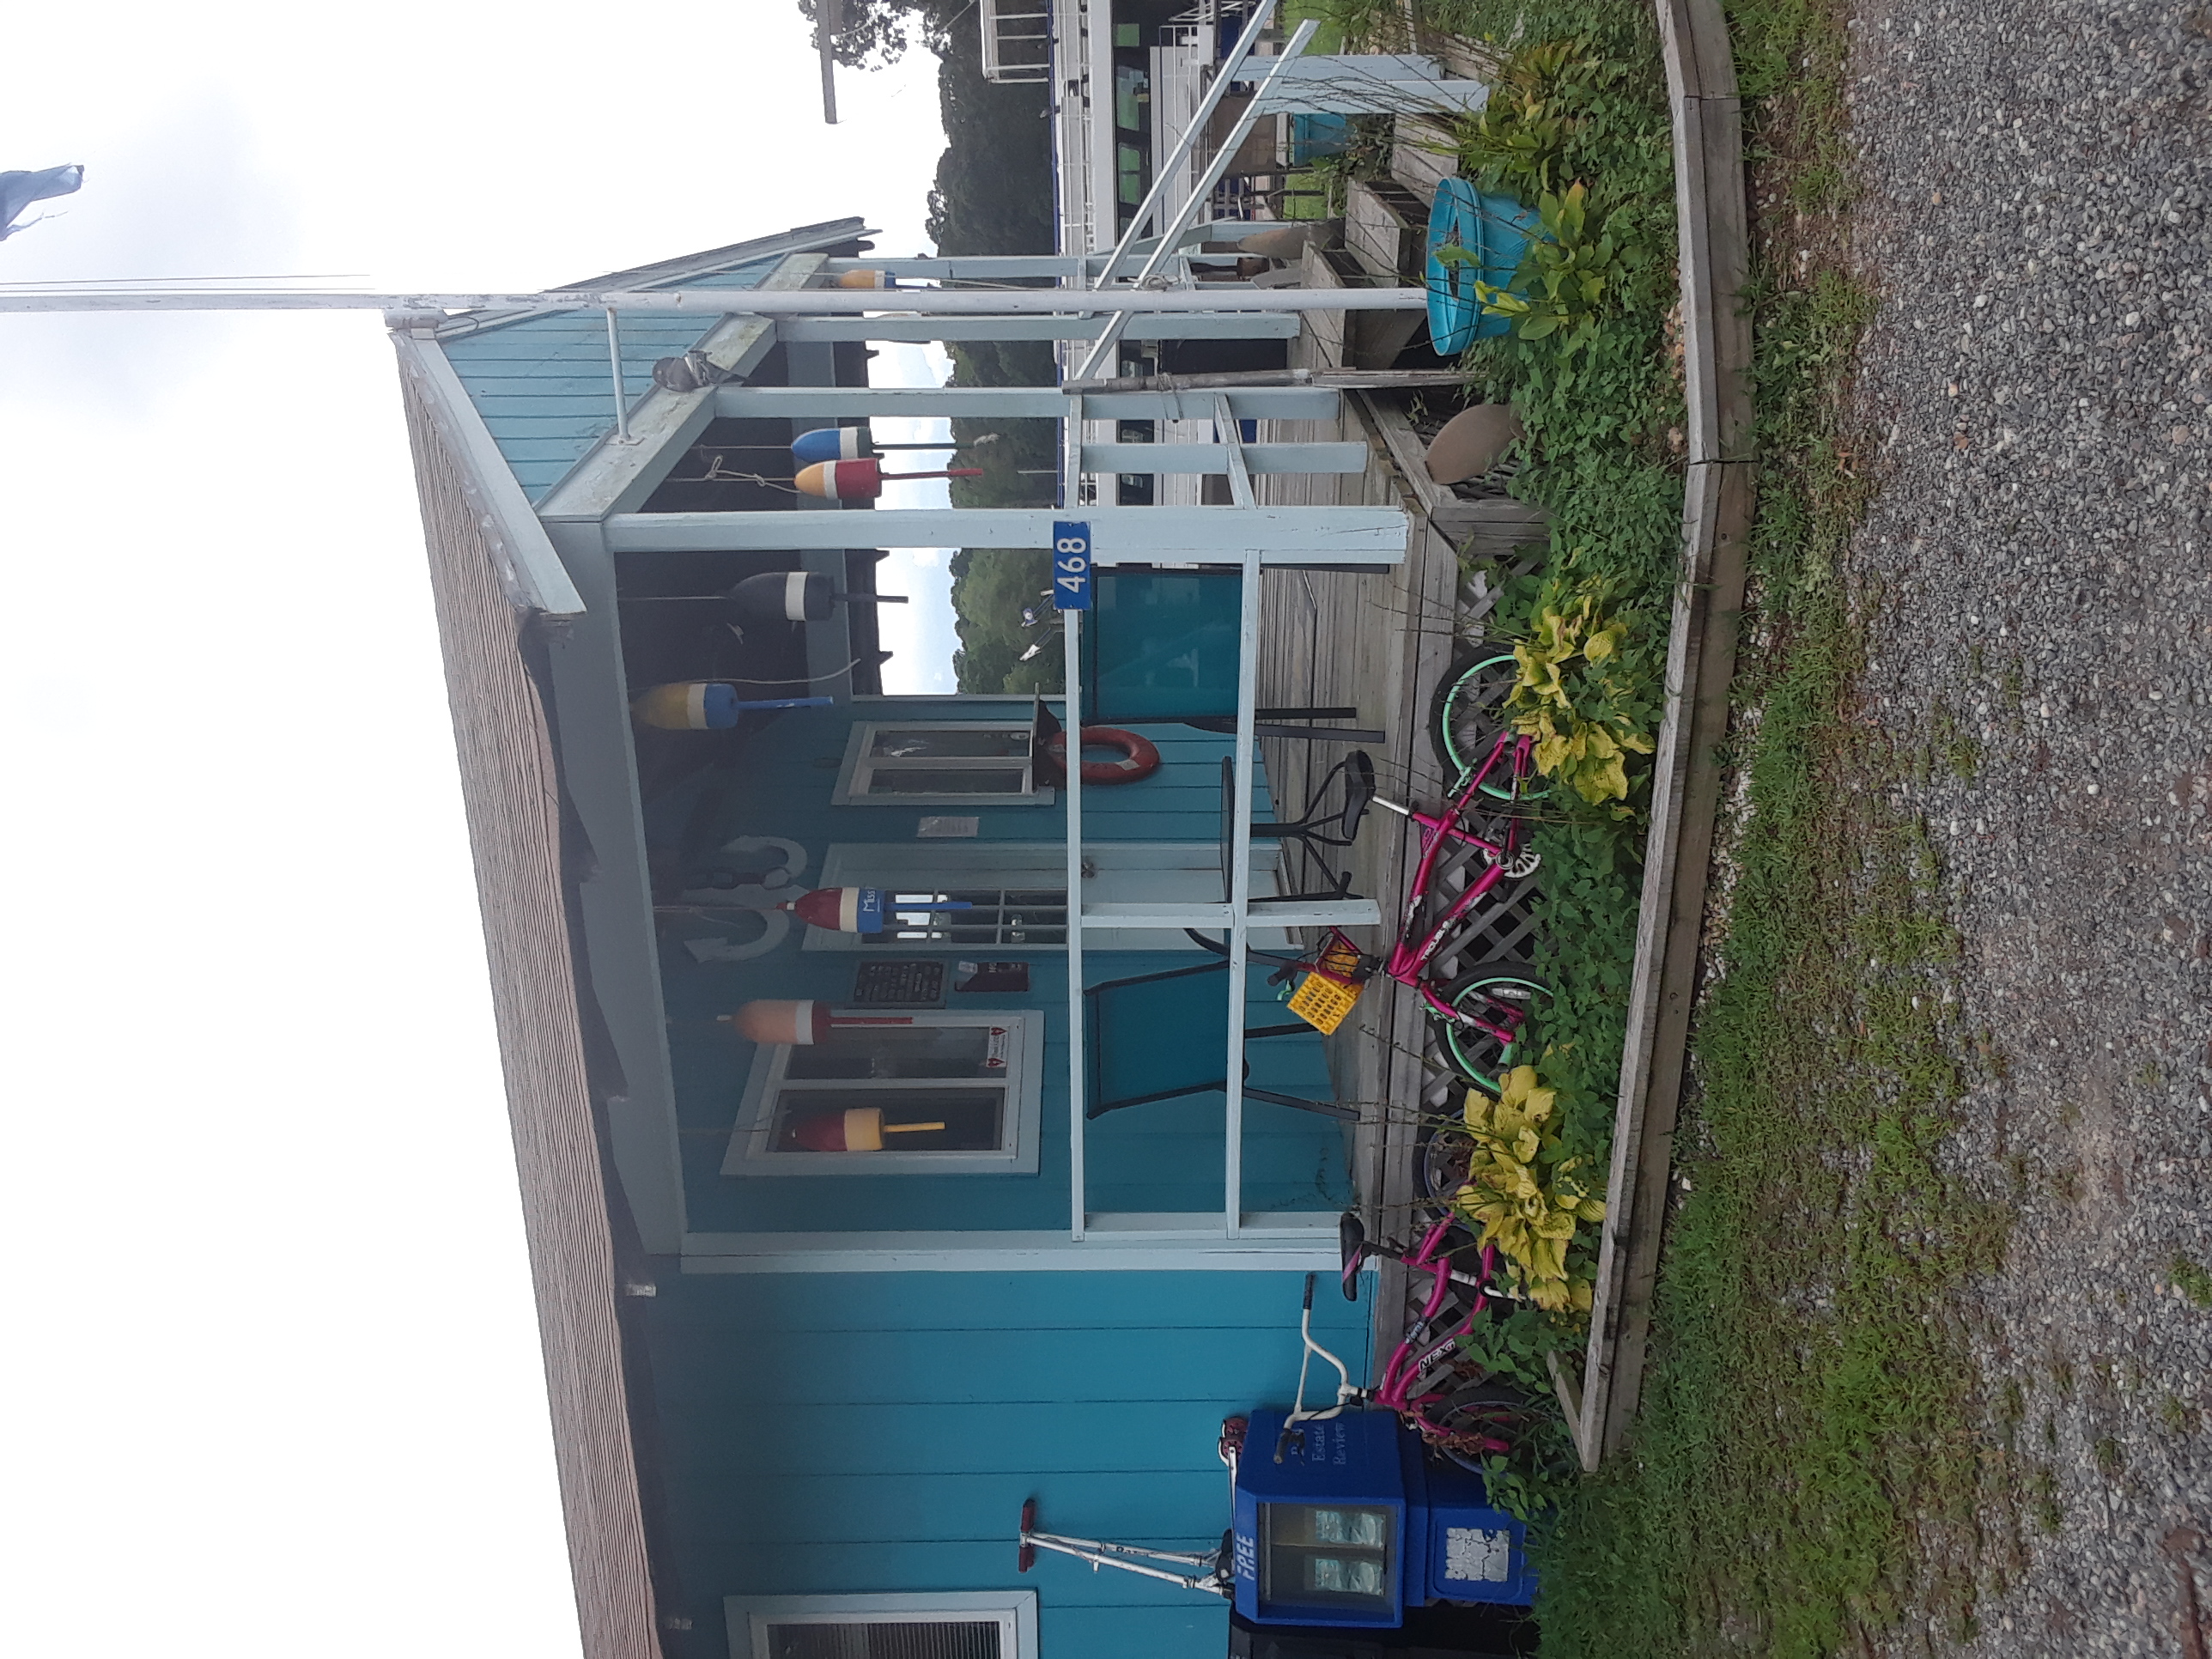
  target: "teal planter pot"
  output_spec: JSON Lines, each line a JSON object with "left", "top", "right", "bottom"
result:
{"left": 1424, "top": 179, "right": 1541, "bottom": 356}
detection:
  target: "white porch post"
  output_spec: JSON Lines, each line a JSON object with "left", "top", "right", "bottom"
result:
{"left": 1063, "top": 611, "right": 1087, "bottom": 1243}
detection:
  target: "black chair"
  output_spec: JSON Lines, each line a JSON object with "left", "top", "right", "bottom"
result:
{"left": 1084, "top": 961, "right": 1356, "bottom": 1122}
{"left": 1220, "top": 750, "right": 1375, "bottom": 904}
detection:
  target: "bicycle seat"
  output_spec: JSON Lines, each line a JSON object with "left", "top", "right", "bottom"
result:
{"left": 1338, "top": 1211, "right": 1368, "bottom": 1299}
{"left": 1337, "top": 750, "right": 1376, "bottom": 840}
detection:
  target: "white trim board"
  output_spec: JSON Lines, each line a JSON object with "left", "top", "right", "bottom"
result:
{"left": 680, "top": 1218, "right": 1347, "bottom": 1273}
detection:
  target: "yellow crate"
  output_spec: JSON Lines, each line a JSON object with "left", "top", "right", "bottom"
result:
{"left": 1287, "top": 972, "right": 1363, "bottom": 1036}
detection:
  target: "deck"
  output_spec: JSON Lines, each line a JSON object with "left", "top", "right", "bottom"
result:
{"left": 1250, "top": 240, "right": 1548, "bottom": 1346}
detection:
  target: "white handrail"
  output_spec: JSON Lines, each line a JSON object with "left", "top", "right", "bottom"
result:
{"left": 0, "top": 282, "right": 1422, "bottom": 316}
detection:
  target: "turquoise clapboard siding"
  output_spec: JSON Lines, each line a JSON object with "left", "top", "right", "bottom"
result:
{"left": 441, "top": 256, "right": 781, "bottom": 500}
{"left": 645, "top": 701, "right": 1352, "bottom": 1231}
{"left": 643, "top": 1269, "right": 1376, "bottom": 1659}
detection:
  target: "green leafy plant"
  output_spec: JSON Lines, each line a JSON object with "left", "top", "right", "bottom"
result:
{"left": 1504, "top": 574, "right": 1656, "bottom": 809}
{"left": 1448, "top": 37, "right": 1616, "bottom": 198}
{"left": 1450, "top": 1306, "right": 1584, "bottom": 1526}
{"left": 1459, "top": 1302, "right": 1578, "bottom": 1395}
{"left": 1451, "top": 1066, "right": 1606, "bottom": 1312}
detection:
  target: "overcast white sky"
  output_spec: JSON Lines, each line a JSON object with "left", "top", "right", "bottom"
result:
{"left": 0, "top": 4, "right": 950, "bottom": 1654}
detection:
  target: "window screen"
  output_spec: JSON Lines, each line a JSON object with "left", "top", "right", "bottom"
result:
{"left": 1259, "top": 1503, "right": 1396, "bottom": 1614}
{"left": 766, "top": 1622, "right": 1000, "bottom": 1659}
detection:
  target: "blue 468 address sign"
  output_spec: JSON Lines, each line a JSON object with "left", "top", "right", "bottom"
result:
{"left": 1052, "top": 520, "right": 1091, "bottom": 611}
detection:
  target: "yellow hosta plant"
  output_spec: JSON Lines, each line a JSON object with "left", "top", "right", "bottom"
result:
{"left": 1453, "top": 1065, "right": 1606, "bottom": 1314}
{"left": 1505, "top": 581, "right": 1654, "bottom": 810}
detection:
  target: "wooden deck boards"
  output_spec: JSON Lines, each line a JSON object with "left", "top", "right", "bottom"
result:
{"left": 1250, "top": 272, "right": 1473, "bottom": 1345}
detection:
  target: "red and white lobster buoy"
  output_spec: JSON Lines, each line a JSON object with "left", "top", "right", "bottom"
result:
{"left": 793, "top": 456, "right": 985, "bottom": 501}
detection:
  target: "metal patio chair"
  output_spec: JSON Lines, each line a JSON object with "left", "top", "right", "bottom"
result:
{"left": 1084, "top": 960, "right": 1355, "bottom": 1122}
{"left": 1219, "top": 750, "right": 1375, "bottom": 904}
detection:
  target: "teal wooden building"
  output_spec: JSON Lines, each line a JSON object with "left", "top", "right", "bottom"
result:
{"left": 394, "top": 217, "right": 1418, "bottom": 1659}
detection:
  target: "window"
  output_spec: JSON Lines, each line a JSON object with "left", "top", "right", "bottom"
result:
{"left": 729, "top": 1594, "right": 1037, "bottom": 1659}
{"left": 805, "top": 844, "right": 1294, "bottom": 954}
{"left": 833, "top": 722, "right": 1051, "bottom": 807}
{"left": 1115, "top": 65, "right": 1149, "bottom": 131}
{"left": 1117, "top": 143, "right": 1146, "bottom": 206}
{"left": 861, "top": 886, "right": 1070, "bottom": 948}
{"left": 723, "top": 1011, "right": 1045, "bottom": 1176}
{"left": 1260, "top": 1503, "right": 1398, "bottom": 1616}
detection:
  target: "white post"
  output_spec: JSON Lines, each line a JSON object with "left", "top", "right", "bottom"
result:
{"left": 1224, "top": 543, "right": 1262, "bottom": 1238}
{"left": 604, "top": 308, "right": 631, "bottom": 444}
{"left": 1063, "top": 616, "right": 1086, "bottom": 1244}
{"left": 0, "top": 285, "right": 1426, "bottom": 317}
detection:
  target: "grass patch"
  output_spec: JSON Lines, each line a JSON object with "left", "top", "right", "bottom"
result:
{"left": 2172, "top": 1252, "right": 2212, "bottom": 1309}
{"left": 2030, "top": 1465, "right": 2063, "bottom": 1534}
{"left": 1435, "top": 0, "right": 2016, "bottom": 1650}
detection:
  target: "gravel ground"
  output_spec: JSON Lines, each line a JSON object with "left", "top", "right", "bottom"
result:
{"left": 1840, "top": 0, "right": 2212, "bottom": 1651}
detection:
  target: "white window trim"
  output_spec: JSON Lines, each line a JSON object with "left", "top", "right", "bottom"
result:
{"left": 726, "top": 1591, "right": 1038, "bottom": 1659}
{"left": 722, "top": 1009, "right": 1045, "bottom": 1176}
{"left": 831, "top": 720, "right": 1055, "bottom": 808}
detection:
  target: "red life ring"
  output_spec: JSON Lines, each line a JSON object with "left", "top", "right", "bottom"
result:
{"left": 1043, "top": 726, "right": 1161, "bottom": 786}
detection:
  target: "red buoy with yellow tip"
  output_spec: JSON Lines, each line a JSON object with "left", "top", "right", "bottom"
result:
{"left": 789, "top": 1107, "right": 946, "bottom": 1152}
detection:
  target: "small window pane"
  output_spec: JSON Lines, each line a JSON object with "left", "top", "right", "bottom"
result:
{"left": 871, "top": 729, "right": 1030, "bottom": 759}
{"left": 861, "top": 888, "right": 1068, "bottom": 947}
{"left": 786, "top": 1024, "right": 1009, "bottom": 1081}
{"left": 869, "top": 767, "right": 1030, "bottom": 796}
{"left": 773, "top": 1090, "right": 1006, "bottom": 1153}
{"left": 768, "top": 1622, "right": 1001, "bottom": 1659}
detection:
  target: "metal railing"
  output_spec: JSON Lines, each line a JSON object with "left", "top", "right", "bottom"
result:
{"left": 980, "top": 0, "right": 1051, "bottom": 82}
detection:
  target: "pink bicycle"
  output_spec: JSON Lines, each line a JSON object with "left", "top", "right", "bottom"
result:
{"left": 1273, "top": 1214, "right": 1538, "bottom": 1474}
{"left": 1364, "top": 707, "right": 1549, "bottom": 1092}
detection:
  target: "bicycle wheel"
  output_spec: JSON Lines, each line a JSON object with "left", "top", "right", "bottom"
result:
{"left": 1429, "top": 1381, "right": 1546, "bottom": 1474}
{"left": 1430, "top": 647, "right": 1545, "bottom": 801}
{"left": 1414, "top": 1116, "right": 1478, "bottom": 1219}
{"left": 1432, "top": 963, "right": 1549, "bottom": 1095}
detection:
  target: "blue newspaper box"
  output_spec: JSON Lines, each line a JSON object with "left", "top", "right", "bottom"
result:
{"left": 1231, "top": 1409, "right": 1537, "bottom": 1627}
